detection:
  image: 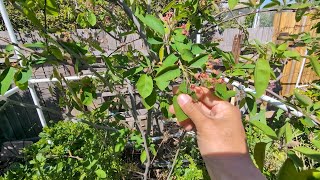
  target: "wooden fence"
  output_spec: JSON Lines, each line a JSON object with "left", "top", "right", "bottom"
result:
{"left": 272, "top": 11, "right": 319, "bottom": 96}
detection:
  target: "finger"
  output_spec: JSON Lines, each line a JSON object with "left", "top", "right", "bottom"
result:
{"left": 172, "top": 85, "right": 179, "bottom": 95}
{"left": 169, "top": 105, "right": 175, "bottom": 114}
{"left": 177, "top": 119, "right": 196, "bottom": 131}
{"left": 177, "top": 94, "right": 208, "bottom": 126}
{"left": 193, "top": 86, "right": 222, "bottom": 108}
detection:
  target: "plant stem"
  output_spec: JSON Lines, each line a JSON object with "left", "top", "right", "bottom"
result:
{"left": 166, "top": 131, "right": 186, "bottom": 180}
{"left": 126, "top": 79, "right": 151, "bottom": 180}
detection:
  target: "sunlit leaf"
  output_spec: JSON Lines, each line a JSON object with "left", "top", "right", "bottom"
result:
{"left": 0, "top": 67, "right": 15, "bottom": 95}
{"left": 173, "top": 95, "right": 188, "bottom": 122}
{"left": 250, "top": 120, "right": 278, "bottom": 140}
{"left": 137, "top": 74, "right": 153, "bottom": 98}
{"left": 228, "top": 0, "right": 239, "bottom": 10}
{"left": 95, "top": 169, "right": 107, "bottom": 178}
{"left": 254, "top": 58, "right": 271, "bottom": 98}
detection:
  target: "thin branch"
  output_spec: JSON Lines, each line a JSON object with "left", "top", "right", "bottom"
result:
{"left": 166, "top": 131, "right": 186, "bottom": 180}
{"left": 107, "top": 38, "right": 142, "bottom": 57}
{"left": 0, "top": 95, "right": 63, "bottom": 116}
{"left": 126, "top": 78, "right": 151, "bottom": 180}
{"left": 117, "top": 0, "right": 158, "bottom": 61}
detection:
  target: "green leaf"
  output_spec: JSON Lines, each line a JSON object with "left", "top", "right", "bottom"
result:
{"left": 214, "top": 83, "right": 236, "bottom": 100}
{"left": 254, "top": 142, "right": 267, "bottom": 172}
{"left": 162, "top": 54, "right": 178, "bottom": 67}
{"left": 294, "top": 146, "right": 320, "bottom": 162}
{"left": 173, "top": 95, "right": 188, "bottom": 122}
{"left": 254, "top": 58, "right": 271, "bottom": 98}
{"left": 277, "top": 158, "right": 298, "bottom": 180}
{"left": 311, "top": 139, "right": 320, "bottom": 149}
{"left": 24, "top": 42, "right": 46, "bottom": 48}
{"left": 285, "top": 123, "right": 294, "bottom": 144}
{"left": 14, "top": 67, "right": 32, "bottom": 90}
{"left": 147, "top": 38, "right": 163, "bottom": 44}
{"left": 283, "top": 50, "right": 301, "bottom": 58}
{"left": 228, "top": 0, "right": 239, "bottom": 10}
{"left": 140, "top": 150, "right": 147, "bottom": 163}
{"left": 86, "top": 159, "right": 98, "bottom": 170}
{"left": 180, "top": 49, "right": 194, "bottom": 62}
{"left": 142, "top": 90, "right": 157, "bottom": 110}
{"left": 87, "top": 11, "right": 97, "bottom": 26}
{"left": 156, "top": 80, "right": 170, "bottom": 91}
{"left": 294, "top": 90, "right": 313, "bottom": 107}
{"left": 155, "top": 66, "right": 180, "bottom": 90}
{"left": 46, "top": 0, "right": 59, "bottom": 16}
{"left": 5, "top": 45, "right": 14, "bottom": 52}
{"left": 277, "top": 43, "right": 288, "bottom": 51}
{"left": 81, "top": 91, "right": 93, "bottom": 106}
{"left": 22, "top": 6, "right": 43, "bottom": 29}
{"left": 144, "top": 15, "right": 165, "bottom": 36}
{"left": 49, "top": 45, "right": 63, "bottom": 60}
{"left": 95, "top": 169, "right": 107, "bottom": 178}
{"left": 297, "top": 169, "right": 320, "bottom": 180}
{"left": 246, "top": 96, "right": 257, "bottom": 116}
{"left": 287, "top": 150, "right": 303, "bottom": 168}
{"left": 189, "top": 54, "right": 209, "bottom": 69}
{"left": 36, "top": 153, "right": 46, "bottom": 162}
{"left": 163, "top": 0, "right": 176, "bottom": 13}
{"left": 309, "top": 56, "right": 320, "bottom": 76}
{"left": 137, "top": 74, "right": 153, "bottom": 98}
{"left": 191, "top": 44, "right": 204, "bottom": 55}
{"left": 0, "top": 67, "right": 15, "bottom": 95}
{"left": 250, "top": 120, "right": 278, "bottom": 140}
{"left": 295, "top": 8, "right": 307, "bottom": 22}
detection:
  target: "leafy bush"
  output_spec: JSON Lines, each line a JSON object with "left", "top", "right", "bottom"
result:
{"left": 2, "top": 121, "right": 128, "bottom": 179}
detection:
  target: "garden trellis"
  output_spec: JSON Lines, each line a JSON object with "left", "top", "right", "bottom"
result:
{"left": 0, "top": 0, "right": 317, "bottom": 128}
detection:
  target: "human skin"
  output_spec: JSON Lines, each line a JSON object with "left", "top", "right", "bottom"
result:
{"left": 169, "top": 86, "right": 266, "bottom": 180}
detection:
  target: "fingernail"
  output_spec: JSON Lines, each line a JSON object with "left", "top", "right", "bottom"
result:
{"left": 177, "top": 94, "right": 190, "bottom": 106}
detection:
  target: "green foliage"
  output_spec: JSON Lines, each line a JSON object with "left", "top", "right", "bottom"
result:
{"left": 3, "top": 121, "right": 128, "bottom": 179}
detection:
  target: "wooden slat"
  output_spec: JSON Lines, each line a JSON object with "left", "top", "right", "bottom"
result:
{"left": 273, "top": 12, "right": 319, "bottom": 96}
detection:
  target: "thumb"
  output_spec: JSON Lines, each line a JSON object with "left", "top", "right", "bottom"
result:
{"left": 177, "top": 94, "right": 208, "bottom": 126}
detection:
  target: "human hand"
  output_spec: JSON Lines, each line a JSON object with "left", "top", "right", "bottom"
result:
{"left": 170, "top": 86, "right": 266, "bottom": 179}
{"left": 169, "top": 86, "right": 248, "bottom": 156}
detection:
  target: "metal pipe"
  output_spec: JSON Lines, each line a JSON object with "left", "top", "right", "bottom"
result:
{"left": 223, "top": 77, "right": 304, "bottom": 117}
{"left": 0, "top": 0, "right": 22, "bottom": 66}
{"left": 0, "top": 0, "right": 48, "bottom": 127}
{"left": 28, "top": 74, "right": 104, "bottom": 84}
{"left": 28, "top": 84, "right": 47, "bottom": 127}
{"left": 295, "top": 50, "right": 308, "bottom": 88}
{"left": 1, "top": 86, "right": 19, "bottom": 98}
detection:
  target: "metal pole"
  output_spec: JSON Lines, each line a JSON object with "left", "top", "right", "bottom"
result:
{"left": 252, "top": 9, "right": 260, "bottom": 28}
{"left": 223, "top": 77, "right": 304, "bottom": 117}
{"left": 2, "top": 86, "right": 19, "bottom": 98}
{"left": 28, "top": 84, "right": 47, "bottom": 127}
{"left": 295, "top": 51, "right": 308, "bottom": 88}
{"left": 0, "top": 0, "right": 22, "bottom": 65}
{"left": 0, "top": 0, "right": 47, "bottom": 127}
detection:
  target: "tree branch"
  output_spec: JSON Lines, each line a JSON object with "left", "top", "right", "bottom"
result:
{"left": 126, "top": 78, "right": 151, "bottom": 180}
{"left": 166, "top": 131, "right": 186, "bottom": 180}
{"left": 117, "top": 0, "right": 158, "bottom": 61}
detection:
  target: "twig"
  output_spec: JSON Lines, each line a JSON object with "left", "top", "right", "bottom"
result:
{"left": 107, "top": 38, "right": 142, "bottom": 57}
{"left": 79, "top": 119, "right": 118, "bottom": 132}
{"left": 126, "top": 78, "right": 151, "bottom": 180}
{"left": 166, "top": 131, "right": 186, "bottom": 180}
{"left": 117, "top": 0, "right": 158, "bottom": 61}
{"left": 0, "top": 96, "right": 62, "bottom": 115}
